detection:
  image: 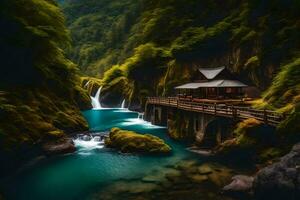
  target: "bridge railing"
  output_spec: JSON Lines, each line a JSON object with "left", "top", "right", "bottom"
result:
{"left": 146, "top": 97, "right": 286, "bottom": 125}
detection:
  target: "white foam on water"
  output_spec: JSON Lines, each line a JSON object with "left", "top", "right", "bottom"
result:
{"left": 120, "top": 118, "right": 163, "bottom": 129}
{"left": 78, "top": 152, "right": 93, "bottom": 156}
{"left": 74, "top": 137, "right": 105, "bottom": 152}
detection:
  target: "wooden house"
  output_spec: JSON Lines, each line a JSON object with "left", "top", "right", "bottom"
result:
{"left": 175, "top": 66, "right": 248, "bottom": 99}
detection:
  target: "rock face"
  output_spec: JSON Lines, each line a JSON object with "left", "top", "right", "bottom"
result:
{"left": 42, "top": 138, "right": 76, "bottom": 156}
{"left": 223, "top": 175, "right": 254, "bottom": 195}
{"left": 105, "top": 128, "right": 171, "bottom": 154}
{"left": 253, "top": 143, "right": 300, "bottom": 200}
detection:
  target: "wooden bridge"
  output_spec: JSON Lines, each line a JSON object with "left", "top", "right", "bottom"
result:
{"left": 146, "top": 97, "right": 285, "bottom": 126}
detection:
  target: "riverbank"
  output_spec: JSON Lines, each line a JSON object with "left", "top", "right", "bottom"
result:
{"left": 0, "top": 108, "right": 255, "bottom": 200}
{"left": 1, "top": 108, "right": 298, "bottom": 200}
{"left": 90, "top": 158, "right": 254, "bottom": 200}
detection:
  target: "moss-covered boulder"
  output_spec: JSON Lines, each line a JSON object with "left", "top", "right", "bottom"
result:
{"left": 105, "top": 128, "right": 171, "bottom": 154}
{"left": 215, "top": 118, "right": 280, "bottom": 163}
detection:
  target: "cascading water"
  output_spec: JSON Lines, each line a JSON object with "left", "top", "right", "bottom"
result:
{"left": 84, "top": 80, "right": 90, "bottom": 88}
{"left": 2, "top": 107, "right": 238, "bottom": 200}
{"left": 91, "top": 86, "right": 102, "bottom": 109}
{"left": 138, "top": 112, "right": 144, "bottom": 120}
{"left": 74, "top": 134, "right": 105, "bottom": 154}
{"left": 121, "top": 99, "right": 126, "bottom": 109}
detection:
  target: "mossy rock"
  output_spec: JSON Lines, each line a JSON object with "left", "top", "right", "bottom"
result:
{"left": 197, "top": 164, "right": 213, "bottom": 175}
{"left": 215, "top": 118, "right": 279, "bottom": 163}
{"left": 105, "top": 128, "right": 172, "bottom": 155}
{"left": 81, "top": 76, "right": 103, "bottom": 97}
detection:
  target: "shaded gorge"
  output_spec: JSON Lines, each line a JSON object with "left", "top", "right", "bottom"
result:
{"left": 0, "top": 109, "right": 252, "bottom": 200}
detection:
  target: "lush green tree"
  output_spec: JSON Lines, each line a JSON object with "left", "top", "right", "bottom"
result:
{"left": 0, "top": 0, "right": 90, "bottom": 163}
{"left": 62, "top": 0, "right": 300, "bottom": 139}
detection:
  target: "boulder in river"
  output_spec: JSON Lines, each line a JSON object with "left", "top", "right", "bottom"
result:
{"left": 82, "top": 135, "right": 92, "bottom": 141}
{"left": 105, "top": 128, "right": 171, "bottom": 154}
{"left": 198, "top": 164, "right": 213, "bottom": 175}
{"left": 42, "top": 138, "right": 76, "bottom": 156}
{"left": 253, "top": 143, "right": 300, "bottom": 200}
{"left": 222, "top": 175, "right": 254, "bottom": 195}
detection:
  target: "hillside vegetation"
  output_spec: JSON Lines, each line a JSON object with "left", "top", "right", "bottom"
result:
{"left": 61, "top": 0, "right": 299, "bottom": 137}
{"left": 0, "top": 0, "right": 91, "bottom": 170}
{"left": 63, "top": 0, "right": 141, "bottom": 76}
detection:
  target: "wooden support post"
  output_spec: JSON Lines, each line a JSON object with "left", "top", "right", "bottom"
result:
{"left": 264, "top": 109, "right": 268, "bottom": 124}
{"left": 214, "top": 103, "right": 217, "bottom": 115}
{"left": 232, "top": 106, "right": 235, "bottom": 118}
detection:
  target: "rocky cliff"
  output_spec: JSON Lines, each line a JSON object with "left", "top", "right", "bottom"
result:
{"left": 61, "top": 0, "right": 300, "bottom": 141}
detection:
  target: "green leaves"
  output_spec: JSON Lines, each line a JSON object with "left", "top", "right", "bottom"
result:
{"left": 0, "top": 0, "right": 74, "bottom": 86}
{"left": 263, "top": 57, "right": 300, "bottom": 109}
{"left": 171, "top": 22, "right": 231, "bottom": 59}
{"left": 0, "top": 0, "right": 90, "bottom": 150}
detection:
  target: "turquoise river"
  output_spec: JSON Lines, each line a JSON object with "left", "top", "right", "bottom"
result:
{"left": 0, "top": 109, "right": 248, "bottom": 200}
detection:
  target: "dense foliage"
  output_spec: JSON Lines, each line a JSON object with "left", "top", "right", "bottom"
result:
{"left": 216, "top": 118, "right": 281, "bottom": 163}
{"left": 62, "top": 0, "right": 141, "bottom": 76}
{"left": 62, "top": 0, "right": 299, "bottom": 108}
{"left": 0, "top": 0, "right": 90, "bottom": 163}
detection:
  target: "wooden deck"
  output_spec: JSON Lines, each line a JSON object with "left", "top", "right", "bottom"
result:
{"left": 146, "top": 97, "right": 286, "bottom": 126}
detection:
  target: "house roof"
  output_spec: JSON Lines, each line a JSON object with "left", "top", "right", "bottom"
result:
{"left": 175, "top": 80, "right": 248, "bottom": 89}
{"left": 198, "top": 66, "right": 226, "bottom": 80}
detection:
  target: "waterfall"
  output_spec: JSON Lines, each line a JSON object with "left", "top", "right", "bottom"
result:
{"left": 91, "top": 86, "right": 102, "bottom": 109}
{"left": 138, "top": 112, "right": 144, "bottom": 120}
{"left": 84, "top": 80, "right": 90, "bottom": 88}
{"left": 121, "top": 99, "right": 126, "bottom": 109}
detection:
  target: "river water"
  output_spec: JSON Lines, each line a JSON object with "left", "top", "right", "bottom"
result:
{"left": 1, "top": 109, "right": 247, "bottom": 200}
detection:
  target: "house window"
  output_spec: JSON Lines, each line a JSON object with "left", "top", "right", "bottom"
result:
{"left": 208, "top": 88, "right": 215, "bottom": 94}
{"left": 226, "top": 88, "right": 232, "bottom": 93}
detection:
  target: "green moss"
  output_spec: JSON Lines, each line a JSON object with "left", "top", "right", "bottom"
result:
{"left": 241, "top": 30, "right": 257, "bottom": 43}
{"left": 47, "top": 130, "right": 65, "bottom": 138}
{"left": 244, "top": 56, "right": 260, "bottom": 69}
{"left": 162, "top": 60, "right": 193, "bottom": 96}
{"left": 216, "top": 118, "right": 279, "bottom": 163}
{"left": 263, "top": 57, "right": 300, "bottom": 110}
{"left": 105, "top": 128, "right": 171, "bottom": 154}
{"left": 81, "top": 76, "right": 102, "bottom": 97}
{"left": 259, "top": 57, "right": 300, "bottom": 141}
{"left": 167, "top": 111, "right": 194, "bottom": 141}
{"left": 171, "top": 21, "right": 231, "bottom": 59}
{"left": 100, "top": 43, "right": 170, "bottom": 104}
{"left": 277, "top": 103, "right": 300, "bottom": 143}
{"left": 0, "top": 87, "right": 89, "bottom": 150}
{"left": 259, "top": 147, "right": 283, "bottom": 161}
